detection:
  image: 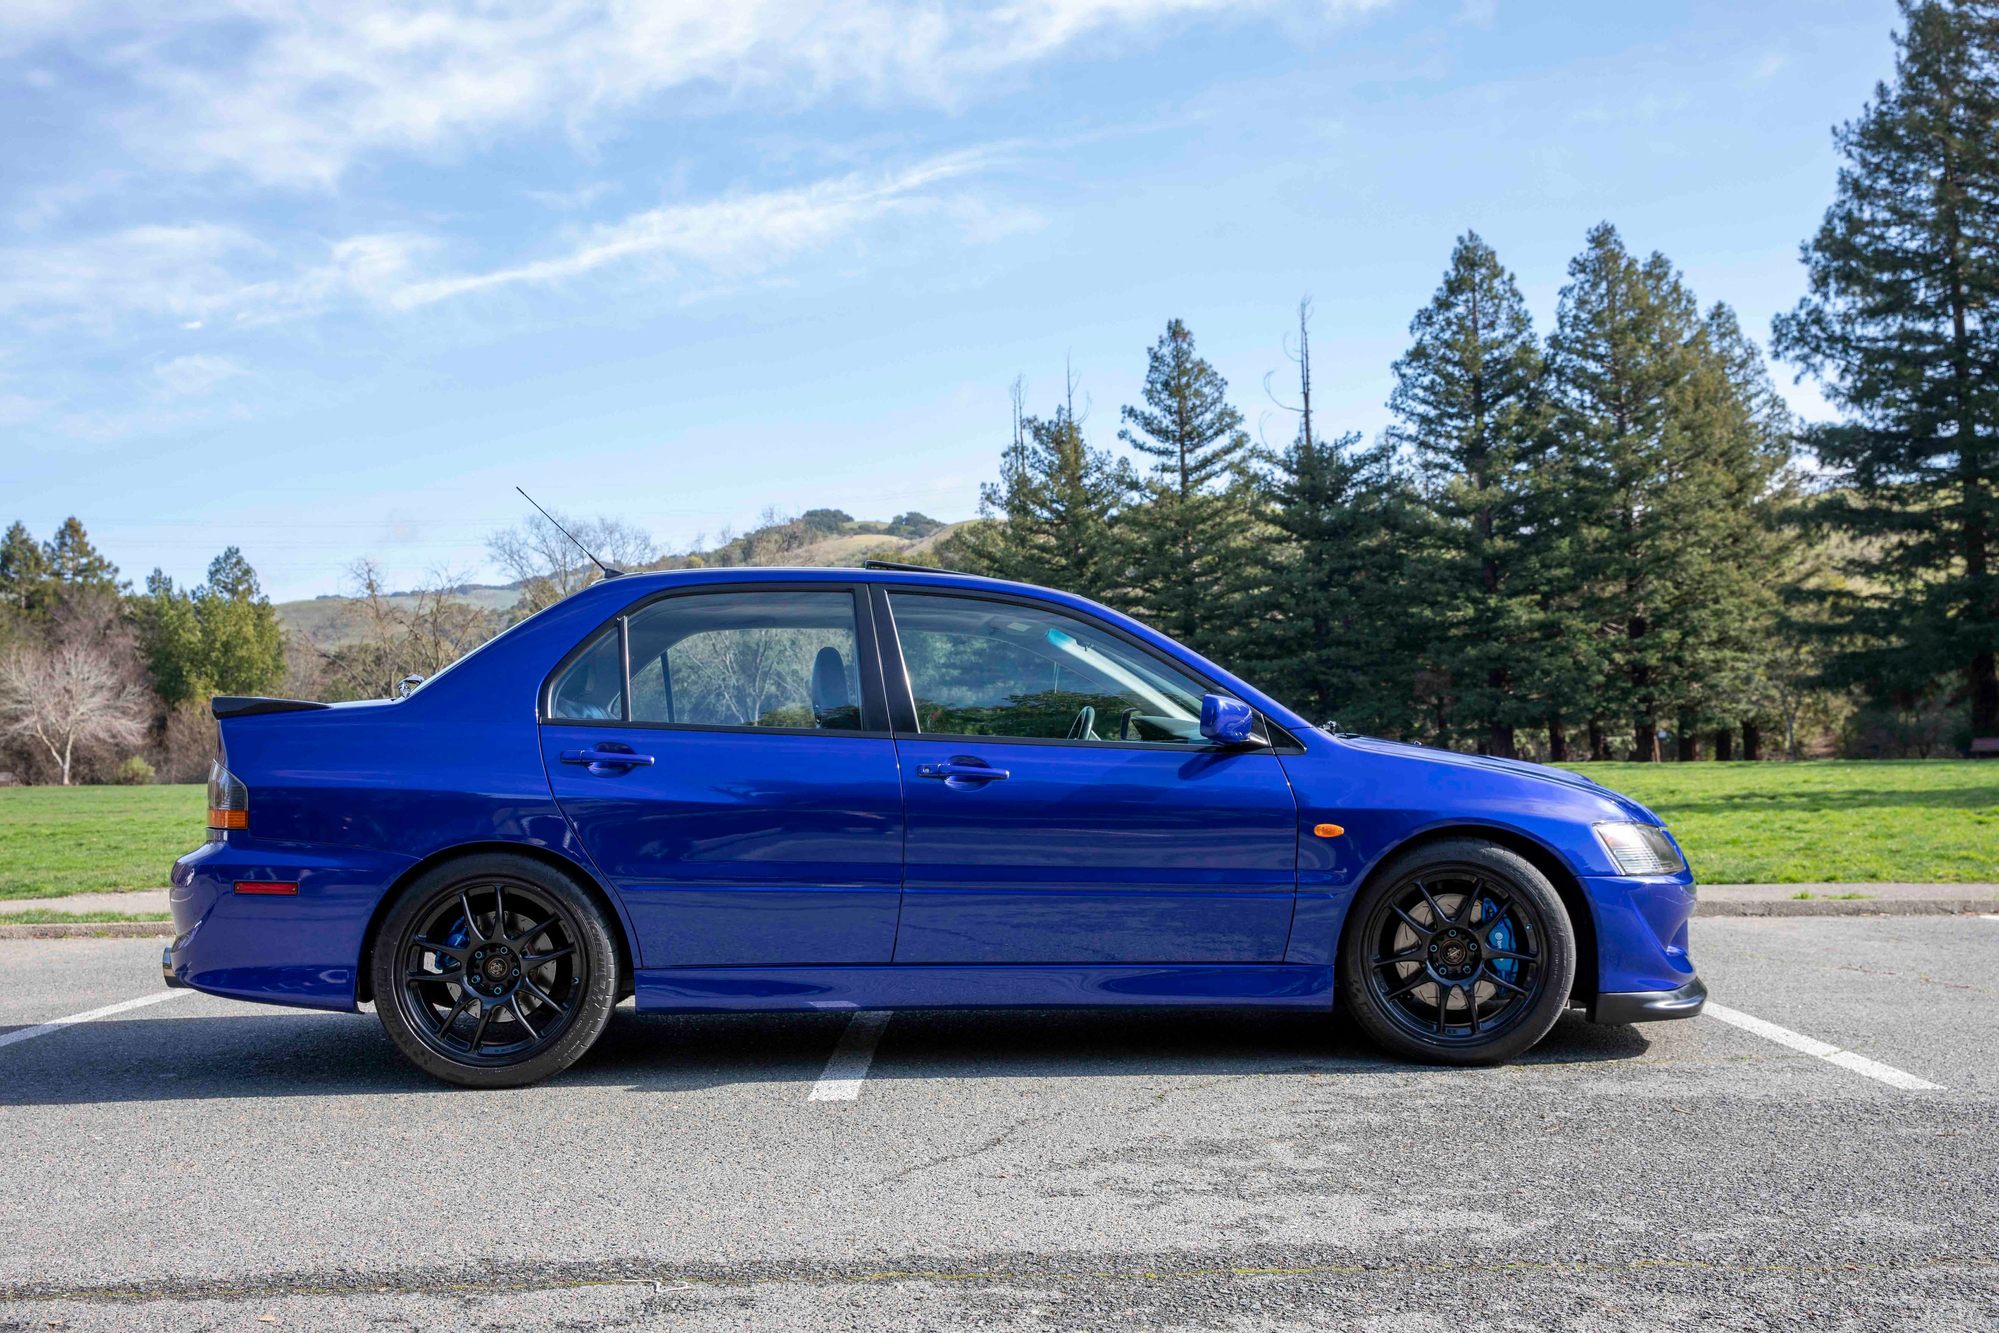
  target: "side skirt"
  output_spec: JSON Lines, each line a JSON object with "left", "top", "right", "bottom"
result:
{"left": 635, "top": 963, "right": 1336, "bottom": 1014}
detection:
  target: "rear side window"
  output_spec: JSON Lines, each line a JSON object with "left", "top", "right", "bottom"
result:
{"left": 550, "top": 589, "right": 870, "bottom": 732}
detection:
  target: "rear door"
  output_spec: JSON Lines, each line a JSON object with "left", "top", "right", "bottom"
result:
{"left": 539, "top": 584, "right": 904, "bottom": 968}
{"left": 877, "top": 587, "right": 1299, "bottom": 964}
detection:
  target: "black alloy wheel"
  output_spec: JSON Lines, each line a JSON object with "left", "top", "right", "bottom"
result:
{"left": 373, "top": 854, "right": 618, "bottom": 1088}
{"left": 1339, "top": 839, "right": 1576, "bottom": 1065}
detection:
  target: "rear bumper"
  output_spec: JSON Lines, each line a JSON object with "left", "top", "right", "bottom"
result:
{"left": 167, "top": 837, "right": 415, "bottom": 1012}
{"left": 1589, "top": 974, "right": 1707, "bottom": 1025}
{"left": 161, "top": 945, "right": 187, "bottom": 988}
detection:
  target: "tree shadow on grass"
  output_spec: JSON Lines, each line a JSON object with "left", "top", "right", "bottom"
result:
{"left": 1655, "top": 783, "right": 1999, "bottom": 818}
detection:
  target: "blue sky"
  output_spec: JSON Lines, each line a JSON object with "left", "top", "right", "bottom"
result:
{"left": 6, "top": 0, "right": 1900, "bottom": 602}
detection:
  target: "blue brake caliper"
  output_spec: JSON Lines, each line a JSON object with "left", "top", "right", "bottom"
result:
{"left": 1484, "top": 898, "right": 1518, "bottom": 985}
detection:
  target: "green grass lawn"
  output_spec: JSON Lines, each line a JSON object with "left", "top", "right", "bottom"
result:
{"left": 0, "top": 762, "right": 1994, "bottom": 898}
{"left": 0, "top": 783, "right": 204, "bottom": 900}
{"left": 1561, "top": 760, "right": 1999, "bottom": 884}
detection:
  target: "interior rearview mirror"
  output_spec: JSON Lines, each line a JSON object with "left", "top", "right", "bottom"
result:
{"left": 1199, "top": 693, "right": 1262, "bottom": 747}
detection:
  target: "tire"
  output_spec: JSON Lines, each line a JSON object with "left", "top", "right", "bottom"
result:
{"left": 371, "top": 853, "right": 620, "bottom": 1088}
{"left": 1338, "top": 838, "right": 1576, "bottom": 1066}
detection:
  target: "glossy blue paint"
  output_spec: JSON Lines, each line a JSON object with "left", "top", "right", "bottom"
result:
{"left": 636, "top": 963, "right": 1335, "bottom": 1011}
{"left": 166, "top": 564, "right": 1700, "bottom": 1027}
{"left": 540, "top": 726, "right": 904, "bottom": 966}
{"left": 893, "top": 737, "right": 1298, "bottom": 963}
{"left": 1199, "top": 692, "right": 1257, "bottom": 745}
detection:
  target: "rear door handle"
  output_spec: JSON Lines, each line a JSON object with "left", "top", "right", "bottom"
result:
{"left": 560, "top": 747, "right": 656, "bottom": 770}
{"left": 916, "top": 760, "right": 1010, "bottom": 783}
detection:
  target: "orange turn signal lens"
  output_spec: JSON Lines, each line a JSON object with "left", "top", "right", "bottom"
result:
{"left": 207, "top": 808, "right": 248, "bottom": 830}
{"left": 234, "top": 881, "right": 297, "bottom": 895}
{"left": 1313, "top": 823, "right": 1345, "bottom": 838}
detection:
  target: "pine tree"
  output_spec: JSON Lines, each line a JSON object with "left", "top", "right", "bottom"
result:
{"left": 1543, "top": 229, "right": 1687, "bottom": 759}
{"left": 1388, "top": 233, "right": 1552, "bottom": 757}
{"left": 947, "top": 374, "right": 1131, "bottom": 603}
{"left": 1244, "top": 302, "right": 1431, "bottom": 735}
{"left": 1118, "top": 319, "right": 1256, "bottom": 653}
{"left": 1773, "top": 0, "right": 1999, "bottom": 737}
{"left": 0, "top": 522, "right": 53, "bottom": 616}
{"left": 135, "top": 548, "right": 286, "bottom": 706}
{"left": 1669, "top": 305, "right": 1797, "bottom": 756}
{"left": 193, "top": 547, "right": 286, "bottom": 697}
{"left": 42, "top": 517, "right": 119, "bottom": 593}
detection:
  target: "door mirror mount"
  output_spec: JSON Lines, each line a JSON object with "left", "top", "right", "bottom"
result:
{"left": 1199, "top": 693, "right": 1264, "bottom": 748}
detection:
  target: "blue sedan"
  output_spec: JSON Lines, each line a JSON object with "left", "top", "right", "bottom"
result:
{"left": 167, "top": 564, "right": 1704, "bottom": 1086}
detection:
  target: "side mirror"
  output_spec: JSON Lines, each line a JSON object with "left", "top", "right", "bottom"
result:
{"left": 1200, "top": 693, "right": 1262, "bottom": 747}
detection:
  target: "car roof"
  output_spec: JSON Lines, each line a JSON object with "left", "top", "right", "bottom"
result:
{"left": 597, "top": 564, "right": 1064, "bottom": 601}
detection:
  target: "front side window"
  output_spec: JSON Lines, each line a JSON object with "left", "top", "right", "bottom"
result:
{"left": 888, "top": 592, "right": 1210, "bottom": 745}
{"left": 548, "top": 589, "right": 870, "bottom": 732}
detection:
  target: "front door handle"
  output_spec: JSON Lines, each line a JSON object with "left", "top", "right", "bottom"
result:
{"left": 560, "top": 747, "right": 656, "bottom": 771}
{"left": 916, "top": 759, "right": 1010, "bottom": 784}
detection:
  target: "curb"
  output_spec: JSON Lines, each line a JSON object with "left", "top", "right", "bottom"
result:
{"left": 0, "top": 922, "right": 176, "bottom": 940}
{"left": 1697, "top": 898, "right": 1999, "bottom": 918}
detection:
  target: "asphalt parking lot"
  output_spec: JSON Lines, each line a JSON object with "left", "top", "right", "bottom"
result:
{"left": 1, "top": 916, "right": 1996, "bottom": 1331}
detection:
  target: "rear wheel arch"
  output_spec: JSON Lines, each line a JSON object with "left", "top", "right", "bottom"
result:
{"left": 357, "top": 842, "right": 634, "bottom": 1004}
{"left": 1346, "top": 823, "right": 1599, "bottom": 1010}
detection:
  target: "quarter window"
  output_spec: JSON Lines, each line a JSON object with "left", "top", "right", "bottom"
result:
{"left": 887, "top": 592, "right": 1211, "bottom": 745}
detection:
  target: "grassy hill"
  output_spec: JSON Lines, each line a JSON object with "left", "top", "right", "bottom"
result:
{"left": 275, "top": 511, "right": 973, "bottom": 647}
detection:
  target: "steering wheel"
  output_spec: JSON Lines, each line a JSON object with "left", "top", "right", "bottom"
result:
{"left": 1065, "top": 704, "right": 1098, "bottom": 741}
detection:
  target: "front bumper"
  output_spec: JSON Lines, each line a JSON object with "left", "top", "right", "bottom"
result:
{"left": 1590, "top": 975, "right": 1707, "bottom": 1025}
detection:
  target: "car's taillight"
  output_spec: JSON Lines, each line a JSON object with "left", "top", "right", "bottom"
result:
{"left": 207, "top": 758, "right": 248, "bottom": 832}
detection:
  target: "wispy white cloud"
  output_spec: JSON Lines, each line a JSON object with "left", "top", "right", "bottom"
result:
{"left": 15, "top": 0, "right": 1387, "bottom": 188}
{"left": 153, "top": 353, "right": 247, "bottom": 397}
{"left": 386, "top": 150, "right": 1011, "bottom": 308}
{"left": 0, "top": 150, "right": 1016, "bottom": 332}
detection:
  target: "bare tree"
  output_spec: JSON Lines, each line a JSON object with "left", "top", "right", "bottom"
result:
{"left": 318, "top": 562, "right": 501, "bottom": 701}
{"left": 488, "top": 511, "right": 658, "bottom": 615}
{"left": 0, "top": 637, "right": 149, "bottom": 784}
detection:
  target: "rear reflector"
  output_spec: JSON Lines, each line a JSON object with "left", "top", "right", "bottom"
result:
{"left": 208, "top": 808, "right": 248, "bottom": 830}
{"left": 234, "top": 880, "right": 298, "bottom": 895}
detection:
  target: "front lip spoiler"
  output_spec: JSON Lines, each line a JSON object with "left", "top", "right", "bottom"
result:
{"left": 1589, "top": 975, "right": 1706, "bottom": 1025}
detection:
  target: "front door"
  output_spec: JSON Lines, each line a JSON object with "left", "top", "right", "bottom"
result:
{"left": 539, "top": 585, "right": 903, "bottom": 968}
{"left": 879, "top": 589, "right": 1299, "bottom": 964}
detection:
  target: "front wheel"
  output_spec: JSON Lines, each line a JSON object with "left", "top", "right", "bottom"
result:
{"left": 1338, "top": 839, "right": 1576, "bottom": 1065}
{"left": 371, "top": 854, "right": 620, "bottom": 1088}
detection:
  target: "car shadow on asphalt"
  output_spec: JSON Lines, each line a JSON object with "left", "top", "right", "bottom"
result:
{"left": 0, "top": 1004, "right": 1651, "bottom": 1107}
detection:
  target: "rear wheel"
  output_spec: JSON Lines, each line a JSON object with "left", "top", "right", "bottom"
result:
{"left": 1338, "top": 839, "right": 1575, "bottom": 1065}
{"left": 371, "top": 854, "right": 618, "bottom": 1088}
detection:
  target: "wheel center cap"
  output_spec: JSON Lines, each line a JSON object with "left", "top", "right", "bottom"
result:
{"left": 483, "top": 955, "right": 510, "bottom": 981}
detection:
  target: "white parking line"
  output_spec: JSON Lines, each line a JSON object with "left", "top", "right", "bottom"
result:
{"left": 1979, "top": 914, "right": 1999, "bottom": 922}
{"left": 809, "top": 1010, "right": 891, "bottom": 1101}
{"left": 0, "top": 989, "right": 189, "bottom": 1052}
{"left": 1704, "top": 1001, "right": 1942, "bottom": 1091}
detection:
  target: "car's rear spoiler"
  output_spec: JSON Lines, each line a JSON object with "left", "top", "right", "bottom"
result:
{"left": 211, "top": 696, "right": 332, "bottom": 719}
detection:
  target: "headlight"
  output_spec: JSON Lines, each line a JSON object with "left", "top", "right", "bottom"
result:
{"left": 1594, "top": 822, "right": 1685, "bottom": 875}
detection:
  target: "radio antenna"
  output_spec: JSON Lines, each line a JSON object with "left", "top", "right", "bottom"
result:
{"left": 515, "top": 487, "right": 624, "bottom": 579}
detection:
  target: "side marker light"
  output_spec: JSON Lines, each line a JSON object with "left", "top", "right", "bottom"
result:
{"left": 235, "top": 881, "right": 298, "bottom": 896}
{"left": 1313, "top": 823, "right": 1345, "bottom": 838}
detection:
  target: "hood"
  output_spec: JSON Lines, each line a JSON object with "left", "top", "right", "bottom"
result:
{"left": 1330, "top": 733, "right": 1662, "bottom": 824}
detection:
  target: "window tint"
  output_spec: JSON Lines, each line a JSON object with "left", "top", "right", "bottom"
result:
{"left": 549, "top": 625, "right": 623, "bottom": 720}
{"left": 624, "top": 590, "right": 866, "bottom": 731}
{"left": 888, "top": 592, "right": 1210, "bottom": 745}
